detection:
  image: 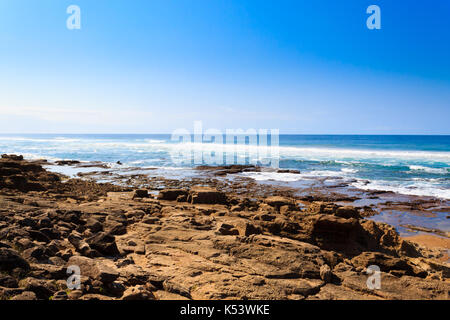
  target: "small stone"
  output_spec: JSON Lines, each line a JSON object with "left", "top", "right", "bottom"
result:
{"left": 52, "top": 290, "right": 68, "bottom": 300}
{"left": 320, "top": 264, "right": 333, "bottom": 283}
{"left": 121, "top": 285, "right": 155, "bottom": 300}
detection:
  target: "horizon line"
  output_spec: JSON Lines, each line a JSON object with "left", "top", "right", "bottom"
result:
{"left": 0, "top": 133, "right": 449, "bottom": 136}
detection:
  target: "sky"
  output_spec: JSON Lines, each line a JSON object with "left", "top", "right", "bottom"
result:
{"left": 0, "top": 0, "right": 449, "bottom": 134}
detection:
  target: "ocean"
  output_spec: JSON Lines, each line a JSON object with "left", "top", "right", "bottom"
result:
{"left": 0, "top": 134, "right": 449, "bottom": 199}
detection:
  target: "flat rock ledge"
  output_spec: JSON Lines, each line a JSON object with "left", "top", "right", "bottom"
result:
{"left": 0, "top": 155, "right": 448, "bottom": 300}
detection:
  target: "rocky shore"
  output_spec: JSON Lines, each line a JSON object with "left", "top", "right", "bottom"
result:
{"left": 0, "top": 155, "right": 448, "bottom": 300}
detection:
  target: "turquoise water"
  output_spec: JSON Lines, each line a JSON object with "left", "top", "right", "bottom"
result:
{"left": 0, "top": 134, "right": 449, "bottom": 199}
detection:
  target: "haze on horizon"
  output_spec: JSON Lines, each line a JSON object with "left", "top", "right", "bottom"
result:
{"left": 0, "top": 1, "right": 449, "bottom": 135}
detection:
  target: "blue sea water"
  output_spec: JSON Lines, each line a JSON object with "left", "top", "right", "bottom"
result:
{"left": 0, "top": 134, "right": 449, "bottom": 199}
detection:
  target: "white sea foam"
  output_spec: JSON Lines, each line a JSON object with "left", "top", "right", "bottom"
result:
{"left": 352, "top": 180, "right": 450, "bottom": 200}
{"left": 14, "top": 153, "right": 63, "bottom": 162}
{"left": 408, "top": 165, "right": 449, "bottom": 174}
{"left": 2, "top": 136, "right": 449, "bottom": 200}
{"left": 240, "top": 171, "right": 306, "bottom": 182}
{"left": 240, "top": 169, "right": 348, "bottom": 182}
{"left": 134, "top": 141, "right": 450, "bottom": 165}
{"left": 4, "top": 136, "right": 449, "bottom": 165}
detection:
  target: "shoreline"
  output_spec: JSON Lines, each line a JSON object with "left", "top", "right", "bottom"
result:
{"left": 42, "top": 158, "right": 450, "bottom": 238}
{"left": 1, "top": 134, "right": 449, "bottom": 201}
{"left": 0, "top": 154, "right": 448, "bottom": 300}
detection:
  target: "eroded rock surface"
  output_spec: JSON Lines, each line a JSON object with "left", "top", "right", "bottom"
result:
{"left": 0, "top": 156, "right": 448, "bottom": 300}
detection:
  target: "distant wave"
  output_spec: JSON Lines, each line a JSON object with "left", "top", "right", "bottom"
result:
{"left": 2, "top": 136, "right": 449, "bottom": 163}
{"left": 152, "top": 141, "right": 450, "bottom": 164}
{"left": 408, "top": 165, "right": 449, "bottom": 174}
{"left": 341, "top": 168, "right": 358, "bottom": 174}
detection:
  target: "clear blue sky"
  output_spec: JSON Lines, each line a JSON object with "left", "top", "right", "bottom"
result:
{"left": 0, "top": 0, "right": 449, "bottom": 134}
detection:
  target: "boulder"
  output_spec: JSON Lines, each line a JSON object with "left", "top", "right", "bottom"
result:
{"left": 0, "top": 248, "right": 30, "bottom": 272}
{"left": 264, "top": 196, "right": 294, "bottom": 209}
{"left": 216, "top": 223, "right": 239, "bottom": 236}
{"left": 132, "top": 189, "right": 149, "bottom": 199}
{"left": 67, "top": 256, "right": 119, "bottom": 284}
{"left": 68, "top": 231, "right": 93, "bottom": 256}
{"left": 10, "top": 291, "right": 37, "bottom": 300}
{"left": 351, "top": 252, "right": 427, "bottom": 278}
{"left": 158, "top": 189, "right": 188, "bottom": 201}
{"left": 20, "top": 277, "right": 57, "bottom": 299}
{"left": 309, "top": 215, "right": 359, "bottom": 250}
{"left": 85, "top": 217, "right": 103, "bottom": 233}
{"left": 0, "top": 275, "right": 18, "bottom": 288}
{"left": 86, "top": 232, "right": 120, "bottom": 256}
{"left": 320, "top": 264, "right": 333, "bottom": 283}
{"left": 55, "top": 160, "right": 80, "bottom": 165}
{"left": 188, "top": 187, "right": 227, "bottom": 204}
{"left": 335, "top": 206, "right": 360, "bottom": 219}
{"left": 307, "top": 201, "right": 337, "bottom": 215}
{"left": 277, "top": 169, "right": 300, "bottom": 174}
{"left": 51, "top": 290, "right": 69, "bottom": 300}
{"left": 121, "top": 285, "right": 155, "bottom": 300}
{"left": 22, "top": 246, "right": 46, "bottom": 261}
{"left": 235, "top": 221, "right": 261, "bottom": 237}
{"left": 1, "top": 154, "right": 23, "bottom": 161}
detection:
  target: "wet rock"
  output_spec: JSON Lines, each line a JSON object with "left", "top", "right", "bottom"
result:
{"left": 277, "top": 169, "right": 300, "bottom": 174}
{"left": 2, "top": 154, "right": 23, "bottom": 161}
{"left": 195, "top": 165, "right": 259, "bottom": 176}
{"left": 56, "top": 160, "right": 81, "bottom": 166}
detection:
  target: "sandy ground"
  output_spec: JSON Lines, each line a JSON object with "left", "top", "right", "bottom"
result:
{"left": 404, "top": 234, "right": 450, "bottom": 263}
